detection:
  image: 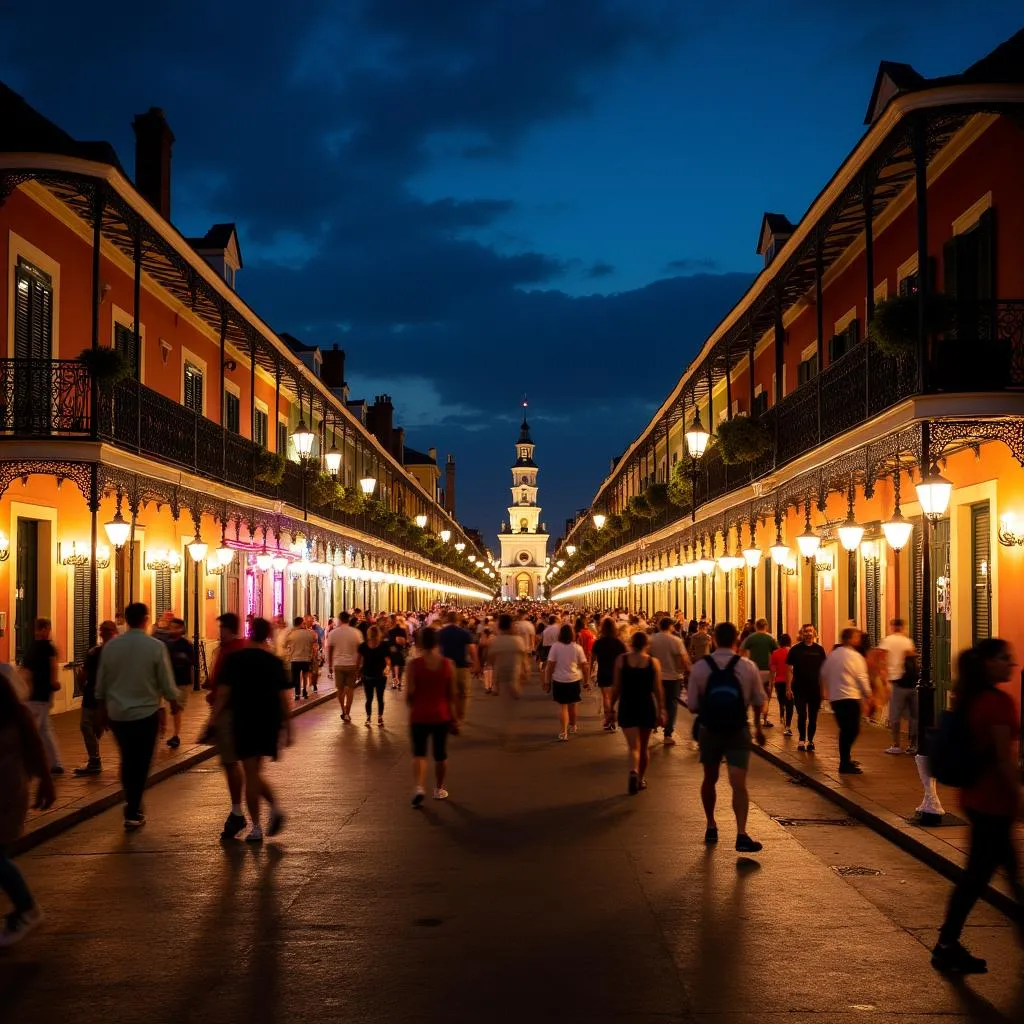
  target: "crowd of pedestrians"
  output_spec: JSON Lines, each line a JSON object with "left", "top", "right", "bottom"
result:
{"left": 0, "top": 597, "right": 1019, "bottom": 980}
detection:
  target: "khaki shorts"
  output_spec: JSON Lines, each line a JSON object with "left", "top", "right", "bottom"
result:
{"left": 336, "top": 667, "right": 358, "bottom": 690}
{"left": 455, "top": 667, "right": 471, "bottom": 699}
{"left": 216, "top": 708, "right": 237, "bottom": 765}
{"left": 698, "top": 724, "right": 752, "bottom": 770}
{"left": 175, "top": 684, "right": 190, "bottom": 708}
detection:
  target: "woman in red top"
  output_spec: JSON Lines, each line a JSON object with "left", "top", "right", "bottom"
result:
{"left": 575, "top": 617, "right": 596, "bottom": 660}
{"left": 934, "top": 638, "right": 1023, "bottom": 975}
{"left": 406, "top": 627, "right": 457, "bottom": 806}
{"left": 770, "top": 633, "right": 793, "bottom": 737}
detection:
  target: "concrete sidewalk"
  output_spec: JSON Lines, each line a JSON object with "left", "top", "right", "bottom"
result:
{"left": 16, "top": 669, "right": 342, "bottom": 853}
{"left": 737, "top": 698, "right": 1024, "bottom": 915}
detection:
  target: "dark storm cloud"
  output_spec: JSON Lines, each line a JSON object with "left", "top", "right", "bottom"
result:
{"left": 587, "top": 261, "right": 616, "bottom": 279}
{"left": 664, "top": 257, "right": 720, "bottom": 273}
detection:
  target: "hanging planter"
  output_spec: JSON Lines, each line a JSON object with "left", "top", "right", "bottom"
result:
{"left": 667, "top": 462, "right": 694, "bottom": 508}
{"left": 869, "top": 293, "right": 955, "bottom": 357}
{"left": 605, "top": 513, "right": 624, "bottom": 535}
{"left": 339, "top": 489, "right": 366, "bottom": 514}
{"left": 78, "top": 346, "right": 131, "bottom": 384}
{"left": 309, "top": 474, "right": 342, "bottom": 508}
{"left": 255, "top": 450, "right": 286, "bottom": 486}
{"left": 715, "top": 415, "right": 772, "bottom": 465}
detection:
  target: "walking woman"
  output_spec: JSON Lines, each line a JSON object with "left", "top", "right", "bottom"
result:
{"left": 0, "top": 665, "right": 56, "bottom": 946}
{"left": 358, "top": 626, "right": 390, "bottom": 727}
{"left": 406, "top": 626, "right": 458, "bottom": 805}
{"left": 771, "top": 633, "right": 794, "bottom": 736}
{"left": 543, "top": 624, "right": 590, "bottom": 741}
{"left": 607, "top": 631, "right": 665, "bottom": 794}
{"left": 934, "top": 639, "right": 1023, "bottom": 975}
{"left": 388, "top": 616, "right": 408, "bottom": 690}
{"left": 591, "top": 617, "right": 626, "bottom": 731}
{"left": 214, "top": 617, "right": 291, "bottom": 843}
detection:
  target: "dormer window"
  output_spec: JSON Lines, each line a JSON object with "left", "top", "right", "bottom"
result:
{"left": 224, "top": 265, "right": 235, "bottom": 288}
{"left": 756, "top": 213, "right": 795, "bottom": 268}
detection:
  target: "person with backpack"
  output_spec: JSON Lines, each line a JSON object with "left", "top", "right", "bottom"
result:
{"left": 687, "top": 621, "right": 766, "bottom": 852}
{"left": 932, "top": 639, "right": 1023, "bottom": 975}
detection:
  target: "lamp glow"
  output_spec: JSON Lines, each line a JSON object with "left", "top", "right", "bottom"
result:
{"left": 454, "top": 542, "right": 465, "bottom": 552}
{"left": 292, "top": 420, "right": 315, "bottom": 458}
{"left": 860, "top": 539, "right": 879, "bottom": 561}
{"left": 743, "top": 547, "right": 762, "bottom": 568}
{"left": 718, "top": 554, "right": 744, "bottom": 572}
{"left": 795, "top": 528, "right": 821, "bottom": 561}
{"left": 271, "top": 554, "right": 289, "bottom": 572}
{"left": 768, "top": 542, "right": 790, "bottom": 564}
{"left": 696, "top": 557, "right": 716, "bottom": 575}
{"left": 104, "top": 510, "right": 131, "bottom": 549}
{"left": 255, "top": 550, "right": 273, "bottom": 572}
{"left": 415, "top": 514, "right": 428, "bottom": 529}
{"left": 684, "top": 410, "right": 711, "bottom": 459}
{"left": 325, "top": 445, "right": 342, "bottom": 475}
{"left": 592, "top": 513, "right": 606, "bottom": 530}
{"left": 881, "top": 512, "right": 913, "bottom": 551}
{"left": 566, "top": 544, "right": 576, "bottom": 556}
{"left": 916, "top": 467, "right": 953, "bottom": 520}
{"left": 214, "top": 544, "right": 234, "bottom": 567}
{"left": 439, "top": 530, "right": 451, "bottom": 543}
{"left": 359, "top": 477, "right": 377, "bottom": 496}
{"left": 188, "top": 540, "right": 208, "bottom": 563}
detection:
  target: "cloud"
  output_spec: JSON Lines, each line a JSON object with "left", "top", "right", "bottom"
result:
{"left": 663, "top": 257, "right": 720, "bottom": 273}
{"left": 586, "top": 261, "right": 616, "bottom": 278}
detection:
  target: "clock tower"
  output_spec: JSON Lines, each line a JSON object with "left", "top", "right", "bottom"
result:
{"left": 499, "top": 407, "right": 549, "bottom": 599}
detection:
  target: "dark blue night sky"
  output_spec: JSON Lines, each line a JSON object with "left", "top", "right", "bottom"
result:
{"left": 2, "top": 2, "right": 1021, "bottom": 549}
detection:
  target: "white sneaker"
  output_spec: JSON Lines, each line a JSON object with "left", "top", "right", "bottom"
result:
{"left": 244, "top": 826, "right": 264, "bottom": 843}
{"left": 783, "top": 728, "right": 793, "bottom": 737}
{"left": 885, "top": 745, "right": 903, "bottom": 755}
{"left": 797, "top": 742, "right": 806, "bottom": 751}
{"left": 0, "top": 906, "right": 44, "bottom": 948}
{"left": 433, "top": 787, "right": 449, "bottom": 800}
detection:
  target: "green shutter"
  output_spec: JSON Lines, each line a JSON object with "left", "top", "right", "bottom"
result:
{"left": 73, "top": 564, "right": 90, "bottom": 665}
{"left": 971, "top": 501, "right": 992, "bottom": 645}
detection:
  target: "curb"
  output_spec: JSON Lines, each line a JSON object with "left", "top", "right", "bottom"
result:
{"left": 751, "top": 742, "right": 1020, "bottom": 921}
{"left": 13, "top": 689, "right": 339, "bottom": 856}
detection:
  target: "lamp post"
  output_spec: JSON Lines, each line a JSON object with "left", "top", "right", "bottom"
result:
{"left": 882, "top": 470, "right": 913, "bottom": 616}
{"left": 187, "top": 536, "right": 208, "bottom": 691}
{"left": 293, "top": 419, "right": 315, "bottom": 520}
{"left": 684, "top": 409, "right": 710, "bottom": 522}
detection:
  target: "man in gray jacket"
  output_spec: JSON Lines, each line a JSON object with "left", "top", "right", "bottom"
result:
{"left": 96, "top": 602, "right": 180, "bottom": 830}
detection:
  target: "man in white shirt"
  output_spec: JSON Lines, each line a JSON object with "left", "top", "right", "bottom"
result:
{"left": 878, "top": 618, "right": 918, "bottom": 755}
{"left": 687, "top": 622, "right": 766, "bottom": 853}
{"left": 649, "top": 617, "right": 690, "bottom": 746}
{"left": 539, "top": 615, "right": 560, "bottom": 663}
{"left": 512, "top": 612, "right": 536, "bottom": 653}
{"left": 326, "top": 611, "right": 363, "bottom": 722}
{"left": 821, "top": 627, "right": 873, "bottom": 774}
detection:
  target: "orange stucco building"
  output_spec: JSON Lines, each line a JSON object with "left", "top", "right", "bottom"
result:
{"left": 0, "top": 91, "right": 493, "bottom": 712}
{"left": 552, "top": 31, "right": 1024, "bottom": 723}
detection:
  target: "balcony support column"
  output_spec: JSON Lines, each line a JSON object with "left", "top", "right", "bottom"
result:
{"left": 748, "top": 337, "right": 755, "bottom": 414}
{"left": 219, "top": 313, "right": 228, "bottom": 476}
{"left": 724, "top": 339, "right": 732, "bottom": 417}
{"left": 864, "top": 172, "right": 876, "bottom": 417}
{"left": 774, "top": 289, "right": 784, "bottom": 459}
{"left": 815, "top": 236, "right": 824, "bottom": 442}
{"left": 89, "top": 184, "right": 105, "bottom": 441}
{"left": 132, "top": 222, "right": 143, "bottom": 446}
{"left": 88, "top": 463, "right": 100, "bottom": 656}
{"left": 913, "top": 116, "right": 930, "bottom": 393}
{"left": 249, "top": 336, "right": 257, "bottom": 442}
{"left": 274, "top": 360, "right": 282, "bottom": 452}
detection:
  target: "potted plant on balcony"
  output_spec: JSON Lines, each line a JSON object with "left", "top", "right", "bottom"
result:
{"left": 605, "top": 513, "right": 624, "bottom": 536}
{"left": 339, "top": 488, "right": 366, "bottom": 515}
{"left": 255, "top": 449, "right": 286, "bottom": 486}
{"left": 627, "top": 494, "right": 654, "bottom": 519}
{"left": 869, "top": 293, "right": 954, "bottom": 356}
{"left": 715, "top": 414, "right": 772, "bottom": 465}
{"left": 667, "top": 462, "right": 694, "bottom": 509}
{"left": 78, "top": 345, "right": 131, "bottom": 384}
{"left": 644, "top": 482, "right": 670, "bottom": 511}
{"left": 309, "top": 473, "right": 342, "bottom": 509}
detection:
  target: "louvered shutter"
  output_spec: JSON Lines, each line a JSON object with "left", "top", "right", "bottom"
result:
{"left": 114, "top": 322, "right": 138, "bottom": 379}
{"left": 73, "top": 564, "right": 90, "bottom": 665}
{"left": 975, "top": 208, "right": 995, "bottom": 301}
{"left": 971, "top": 502, "right": 992, "bottom": 644}
{"left": 155, "top": 568, "right": 172, "bottom": 618}
{"left": 910, "top": 516, "right": 923, "bottom": 654}
{"left": 14, "top": 260, "right": 53, "bottom": 359}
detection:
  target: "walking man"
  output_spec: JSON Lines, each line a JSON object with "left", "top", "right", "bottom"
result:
{"left": 283, "top": 616, "right": 315, "bottom": 700}
{"left": 649, "top": 616, "right": 690, "bottom": 746}
{"left": 163, "top": 618, "right": 194, "bottom": 749}
{"left": 327, "top": 611, "right": 362, "bottom": 721}
{"left": 786, "top": 624, "right": 827, "bottom": 752}
{"left": 741, "top": 618, "right": 778, "bottom": 729}
{"left": 821, "top": 627, "right": 873, "bottom": 774}
{"left": 22, "top": 618, "right": 63, "bottom": 774}
{"left": 687, "top": 621, "right": 766, "bottom": 852}
{"left": 208, "top": 613, "right": 247, "bottom": 839}
{"left": 94, "top": 603, "right": 180, "bottom": 829}
{"left": 73, "top": 619, "right": 117, "bottom": 776}
{"left": 438, "top": 612, "right": 479, "bottom": 725}
{"left": 880, "top": 618, "right": 918, "bottom": 755}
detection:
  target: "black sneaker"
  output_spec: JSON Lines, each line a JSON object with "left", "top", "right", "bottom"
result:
{"left": 628, "top": 772, "right": 639, "bottom": 795}
{"left": 704, "top": 826, "right": 719, "bottom": 845}
{"left": 73, "top": 763, "right": 102, "bottom": 776}
{"left": 839, "top": 763, "right": 863, "bottom": 775}
{"left": 220, "top": 811, "right": 247, "bottom": 840}
{"left": 806, "top": 742, "right": 816, "bottom": 752}
{"left": 736, "top": 833, "right": 763, "bottom": 853}
{"left": 267, "top": 809, "right": 286, "bottom": 837}
{"left": 50, "top": 766, "right": 65, "bottom": 775}
{"left": 167, "top": 735, "right": 181, "bottom": 749}
{"left": 124, "top": 814, "right": 146, "bottom": 831}
{"left": 931, "top": 941, "right": 988, "bottom": 975}
{"left": 411, "top": 790, "right": 425, "bottom": 808}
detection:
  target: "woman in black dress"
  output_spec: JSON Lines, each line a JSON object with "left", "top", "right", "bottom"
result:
{"left": 216, "top": 616, "right": 292, "bottom": 843}
{"left": 607, "top": 631, "right": 665, "bottom": 794}
{"left": 591, "top": 617, "right": 626, "bottom": 731}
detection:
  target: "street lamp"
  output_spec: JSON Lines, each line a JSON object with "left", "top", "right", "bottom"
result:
{"left": 359, "top": 477, "right": 377, "bottom": 496}
{"left": 415, "top": 514, "right": 428, "bottom": 529}
{"left": 104, "top": 507, "right": 131, "bottom": 549}
{"left": 214, "top": 524, "right": 234, "bottom": 568}
{"left": 836, "top": 474, "right": 864, "bottom": 552}
{"left": 915, "top": 464, "right": 953, "bottom": 521}
{"left": 255, "top": 548, "right": 273, "bottom": 572}
{"left": 455, "top": 542, "right": 465, "bottom": 553}
{"left": 566, "top": 544, "right": 576, "bottom": 557}
{"left": 439, "top": 530, "right": 451, "bottom": 543}
{"left": 292, "top": 420, "right": 315, "bottom": 458}
{"left": 187, "top": 536, "right": 207, "bottom": 691}
{"left": 684, "top": 408, "right": 711, "bottom": 522}
{"left": 271, "top": 553, "right": 289, "bottom": 573}
{"left": 592, "top": 513, "right": 606, "bottom": 530}
{"left": 795, "top": 500, "right": 820, "bottom": 562}
{"left": 325, "top": 442, "right": 342, "bottom": 476}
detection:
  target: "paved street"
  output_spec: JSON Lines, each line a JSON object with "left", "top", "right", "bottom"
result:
{"left": 3, "top": 676, "right": 1023, "bottom": 1024}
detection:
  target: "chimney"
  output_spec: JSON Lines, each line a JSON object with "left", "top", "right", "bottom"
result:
{"left": 445, "top": 453, "right": 456, "bottom": 518}
{"left": 322, "top": 344, "right": 346, "bottom": 397}
{"left": 393, "top": 426, "right": 405, "bottom": 464}
{"left": 366, "top": 394, "right": 394, "bottom": 456}
{"left": 133, "top": 108, "right": 175, "bottom": 221}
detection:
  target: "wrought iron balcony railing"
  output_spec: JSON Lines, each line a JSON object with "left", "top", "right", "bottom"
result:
{"left": 575, "top": 298, "right": 1024, "bottom": 556}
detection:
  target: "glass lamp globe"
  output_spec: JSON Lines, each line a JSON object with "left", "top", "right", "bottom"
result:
{"left": 104, "top": 510, "right": 131, "bottom": 549}
{"left": 359, "top": 477, "right": 377, "bottom": 496}
{"left": 439, "top": 530, "right": 451, "bottom": 543}
{"left": 795, "top": 528, "right": 821, "bottom": 560}
{"left": 325, "top": 445, "right": 342, "bottom": 475}
{"left": 742, "top": 547, "right": 762, "bottom": 568}
{"left": 881, "top": 512, "right": 913, "bottom": 551}
{"left": 768, "top": 542, "right": 790, "bottom": 564}
{"left": 696, "top": 556, "right": 716, "bottom": 575}
{"left": 415, "top": 515, "right": 428, "bottom": 529}
{"left": 916, "top": 468, "right": 953, "bottom": 520}
{"left": 255, "top": 550, "right": 273, "bottom": 572}
{"left": 292, "top": 420, "right": 315, "bottom": 458}
{"left": 188, "top": 540, "right": 208, "bottom": 563}
{"left": 454, "top": 542, "right": 465, "bottom": 552}
{"left": 566, "top": 544, "right": 576, "bottom": 556}
{"left": 684, "top": 411, "right": 711, "bottom": 459}
{"left": 215, "top": 544, "right": 234, "bottom": 567}
{"left": 837, "top": 516, "right": 865, "bottom": 552}
{"left": 592, "top": 513, "right": 606, "bottom": 530}
{"left": 271, "top": 554, "right": 289, "bottom": 573}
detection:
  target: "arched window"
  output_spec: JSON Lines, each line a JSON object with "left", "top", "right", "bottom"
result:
{"left": 519, "top": 517, "right": 529, "bottom": 532}
{"left": 520, "top": 488, "right": 528, "bottom": 503}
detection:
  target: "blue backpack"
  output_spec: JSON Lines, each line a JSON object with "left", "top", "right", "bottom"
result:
{"left": 929, "top": 707, "right": 979, "bottom": 788}
{"left": 700, "top": 655, "right": 747, "bottom": 733}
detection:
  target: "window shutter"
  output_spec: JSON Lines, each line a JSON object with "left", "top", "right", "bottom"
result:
{"left": 277, "top": 421, "right": 288, "bottom": 455}
{"left": 114, "top": 322, "right": 139, "bottom": 379}
{"left": 72, "top": 565, "right": 90, "bottom": 665}
{"left": 847, "top": 549, "right": 858, "bottom": 625}
{"left": 14, "top": 260, "right": 53, "bottom": 360}
{"left": 976, "top": 208, "right": 995, "bottom": 301}
{"left": 155, "top": 567, "right": 172, "bottom": 618}
{"left": 971, "top": 502, "right": 991, "bottom": 645}
{"left": 864, "top": 555, "right": 881, "bottom": 648}
{"left": 909, "top": 516, "right": 923, "bottom": 653}
{"left": 943, "top": 238, "right": 958, "bottom": 299}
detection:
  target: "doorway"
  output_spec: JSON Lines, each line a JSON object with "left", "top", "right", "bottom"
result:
{"left": 515, "top": 572, "right": 531, "bottom": 598}
{"left": 931, "top": 517, "right": 952, "bottom": 710}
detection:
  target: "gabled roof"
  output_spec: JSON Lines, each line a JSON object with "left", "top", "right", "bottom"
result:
{"left": 963, "top": 26, "right": 1024, "bottom": 82}
{"left": 187, "top": 222, "right": 243, "bottom": 269}
{"left": 280, "top": 332, "right": 319, "bottom": 355}
{"left": 863, "top": 61, "right": 926, "bottom": 125}
{"left": 0, "top": 81, "right": 122, "bottom": 169}
{"left": 756, "top": 212, "right": 795, "bottom": 256}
